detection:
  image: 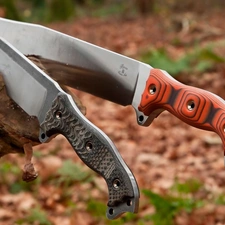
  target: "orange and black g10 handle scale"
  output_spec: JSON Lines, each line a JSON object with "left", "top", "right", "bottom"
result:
{"left": 139, "top": 69, "right": 225, "bottom": 155}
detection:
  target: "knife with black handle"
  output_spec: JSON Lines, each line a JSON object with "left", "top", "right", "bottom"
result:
{"left": 0, "top": 38, "right": 139, "bottom": 220}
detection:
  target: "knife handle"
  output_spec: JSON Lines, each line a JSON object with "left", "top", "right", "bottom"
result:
{"left": 40, "top": 93, "right": 139, "bottom": 219}
{"left": 139, "top": 69, "right": 225, "bottom": 150}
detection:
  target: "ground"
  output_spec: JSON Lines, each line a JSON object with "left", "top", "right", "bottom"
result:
{"left": 1, "top": 8, "right": 225, "bottom": 225}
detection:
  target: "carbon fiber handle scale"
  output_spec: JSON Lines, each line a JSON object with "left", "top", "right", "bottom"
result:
{"left": 139, "top": 69, "right": 225, "bottom": 154}
{"left": 40, "top": 93, "right": 139, "bottom": 219}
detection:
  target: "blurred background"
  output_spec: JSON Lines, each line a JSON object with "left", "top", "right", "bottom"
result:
{"left": 0, "top": 1, "right": 225, "bottom": 225}
{"left": 1, "top": 0, "right": 225, "bottom": 22}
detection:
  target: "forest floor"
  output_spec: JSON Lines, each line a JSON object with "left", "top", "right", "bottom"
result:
{"left": 1, "top": 8, "right": 225, "bottom": 225}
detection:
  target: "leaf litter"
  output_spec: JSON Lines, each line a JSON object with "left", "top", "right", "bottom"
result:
{"left": 1, "top": 9, "right": 225, "bottom": 225}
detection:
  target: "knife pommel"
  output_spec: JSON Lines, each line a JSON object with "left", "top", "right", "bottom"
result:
{"left": 139, "top": 69, "right": 225, "bottom": 156}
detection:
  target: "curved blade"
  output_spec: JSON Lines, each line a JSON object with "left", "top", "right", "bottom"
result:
{"left": 0, "top": 18, "right": 144, "bottom": 106}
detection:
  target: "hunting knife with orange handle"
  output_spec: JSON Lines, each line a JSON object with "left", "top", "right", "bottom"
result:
{"left": 138, "top": 69, "right": 225, "bottom": 151}
{"left": 0, "top": 18, "right": 225, "bottom": 218}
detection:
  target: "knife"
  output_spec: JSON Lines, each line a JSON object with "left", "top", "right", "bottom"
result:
{"left": 0, "top": 18, "right": 225, "bottom": 215}
{"left": 0, "top": 34, "right": 140, "bottom": 220}
{"left": 1, "top": 18, "right": 224, "bottom": 143}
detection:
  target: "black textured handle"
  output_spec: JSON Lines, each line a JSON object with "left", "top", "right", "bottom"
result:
{"left": 40, "top": 93, "right": 139, "bottom": 219}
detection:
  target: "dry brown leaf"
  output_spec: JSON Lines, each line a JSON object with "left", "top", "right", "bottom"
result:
{"left": 70, "top": 211, "right": 93, "bottom": 225}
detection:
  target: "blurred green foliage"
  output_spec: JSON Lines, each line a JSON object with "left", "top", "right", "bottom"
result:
{"left": 215, "top": 194, "right": 225, "bottom": 205}
{"left": 48, "top": 0, "right": 75, "bottom": 21}
{"left": 142, "top": 179, "right": 204, "bottom": 225}
{"left": 0, "top": 156, "right": 223, "bottom": 224}
{"left": 0, "top": 0, "right": 22, "bottom": 20}
{"left": 52, "top": 159, "right": 94, "bottom": 200}
{"left": 0, "top": 161, "right": 40, "bottom": 194}
{"left": 90, "top": 2, "right": 129, "bottom": 18}
{"left": 0, "top": 0, "right": 76, "bottom": 22}
{"left": 142, "top": 189, "right": 199, "bottom": 225}
{"left": 0, "top": 0, "right": 224, "bottom": 22}
{"left": 86, "top": 179, "right": 205, "bottom": 225}
{"left": 141, "top": 46, "right": 225, "bottom": 77}
{"left": 56, "top": 159, "right": 93, "bottom": 185}
{"left": 16, "top": 206, "right": 52, "bottom": 225}
{"left": 171, "top": 178, "right": 202, "bottom": 194}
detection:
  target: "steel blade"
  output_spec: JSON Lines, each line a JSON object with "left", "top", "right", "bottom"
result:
{"left": 0, "top": 38, "right": 62, "bottom": 123}
{"left": 0, "top": 18, "right": 150, "bottom": 107}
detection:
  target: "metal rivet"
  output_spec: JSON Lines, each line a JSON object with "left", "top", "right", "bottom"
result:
{"left": 113, "top": 179, "right": 121, "bottom": 189}
{"left": 86, "top": 142, "right": 93, "bottom": 151}
{"left": 149, "top": 84, "right": 156, "bottom": 95}
{"left": 55, "top": 111, "right": 62, "bottom": 119}
{"left": 187, "top": 100, "right": 195, "bottom": 111}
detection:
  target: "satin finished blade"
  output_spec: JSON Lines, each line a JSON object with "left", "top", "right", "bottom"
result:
{"left": 0, "top": 18, "right": 142, "bottom": 106}
{"left": 0, "top": 38, "right": 61, "bottom": 123}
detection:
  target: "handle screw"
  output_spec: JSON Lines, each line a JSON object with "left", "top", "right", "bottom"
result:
{"left": 187, "top": 100, "right": 195, "bottom": 111}
{"left": 149, "top": 84, "right": 157, "bottom": 95}
{"left": 55, "top": 111, "right": 62, "bottom": 119}
{"left": 113, "top": 179, "right": 121, "bottom": 189}
{"left": 85, "top": 142, "right": 93, "bottom": 151}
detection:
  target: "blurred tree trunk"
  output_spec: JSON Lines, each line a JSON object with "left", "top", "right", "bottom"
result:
{"left": 135, "top": 0, "right": 155, "bottom": 15}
